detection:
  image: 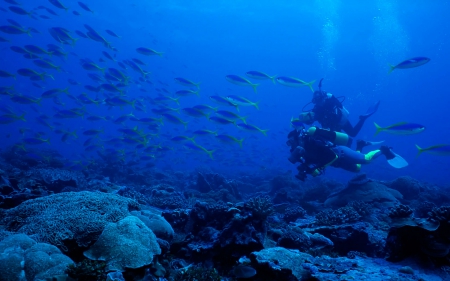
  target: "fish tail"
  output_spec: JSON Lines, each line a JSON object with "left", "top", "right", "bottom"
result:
{"left": 189, "top": 136, "right": 196, "bottom": 144}
{"left": 252, "top": 83, "right": 259, "bottom": 94}
{"left": 415, "top": 144, "right": 424, "bottom": 157}
{"left": 36, "top": 98, "right": 42, "bottom": 106}
{"left": 157, "top": 117, "right": 164, "bottom": 125}
{"left": 261, "top": 129, "right": 269, "bottom": 136}
{"left": 388, "top": 64, "right": 395, "bottom": 74}
{"left": 253, "top": 101, "right": 260, "bottom": 110}
{"left": 195, "top": 90, "right": 200, "bottom": 96}
{"left": 131, "top": 100, "right": 136, "bottom": 109}
{"left": 26, "top": 29, "right": 32, "bottom": 37}
{"left": 213, "top": 130, "right": 218, "bottom": 136}
{"left": 212, "top": 106, "right": 218, "bottom": 111}
{"left": 374, "top": 122, "right": 383, "bottom": 136}
{"left": 72, "top": 38, "right": 80, "bottom": 46}
{"left": 241, "top": 116, "right": 248, "bottom": 124}
{"left": 62, "top": 87, "right": 70, "bottom": 94}
{"left": 174, "top": 97, "right": 180, "bottom": 105}
{"left": 48, "top": 74, "right": 55, "bottom": 80}
{"left": 72, "top": 130, "right": 78, "bottom": 138}
{"left": 270, "top": 75, "right": 277, "bottom": 84}
{"left": 196, "top": 83, "right": 201, "bottom": 89}
{"left": 183, "top": 121, "right": 188, "bottom": 130}
{"left": 238, "top": 138, "right": 244, "bottom": 148}
{"left": 235, "top": 104, "right": 240, "bottom": 112}
{"left": 18, "top": 114, "right": 26, "bottom": 122}
{"left": 307, "top": 80, "right": 316, "bottom": 92}
{"left": 45, "top": 138, "right": 51, "bottom": 145}
{"left": 206, "top": 149, "right": 215, "bottom": 159}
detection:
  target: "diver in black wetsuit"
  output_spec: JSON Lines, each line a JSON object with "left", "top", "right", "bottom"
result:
{"left": 286, "top": 127, "right": 407, "bottom": 181}
{"left": 298, "top": 79, "right": 380, "bottom": 138}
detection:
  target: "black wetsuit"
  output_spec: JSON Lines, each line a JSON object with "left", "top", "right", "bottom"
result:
{"left": 311, "top": 95, "right": 365, "bottom": 137}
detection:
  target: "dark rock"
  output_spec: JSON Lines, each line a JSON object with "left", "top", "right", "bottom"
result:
{"left": 324, "top": 177, "right": 402, "bottom": 209}
{"left": 388, "top": 176, "right": 422, "bottom": 200}
{"left": 307, "top": 222, "right": 386, "bottom": 258}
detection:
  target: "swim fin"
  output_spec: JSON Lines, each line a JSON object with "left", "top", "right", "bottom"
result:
{"left": 380, "top": 146, "right": 408, "bottom": 168}
{"left": 360, "top": 100, "right": 380, "bottom": 119}
{"left": 356, "top": 140, "right": 384, "bottom": 151}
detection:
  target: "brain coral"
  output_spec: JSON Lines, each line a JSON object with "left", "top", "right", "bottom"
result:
{"left": 84, "top": 216, "right": 161, "bottom": 272}
{"left": 0, "top": 191, "right": 140, "bottom": 251}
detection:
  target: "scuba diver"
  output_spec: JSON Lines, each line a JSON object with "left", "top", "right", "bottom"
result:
{"left": 298, "top": 78, "right": 380, "bottom": 138}
{"left": 286, "top": 126, "right": 408, "bottom": 181}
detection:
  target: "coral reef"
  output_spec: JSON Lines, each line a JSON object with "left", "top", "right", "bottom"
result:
{"left": 388, "top": 204, "right": 413, "bottom": 218}
{"left": 283, "top": 206, "right": 306, "bottom": 223}
{"left": 172, "top": 265, "right": 222, "bottom": 281}
{"left": 245, "top": 196, "right": 274, "bottom": 220}
{"left": 0, "top": 191, "right": 139, "bottom": 252}
{"left": 0, "top": 234, "right": 74, "bottom": 281}
{"left": 315, "top": 206, "right": 361, "bottom": 226}
{"left": 347, "top": 201, "right": 373, "bottom": 217}
{"left": 65, "top": 259, "right": 107, "bottom": 281}
{"left": 324, "top": 175, "right": 402, "bottom": 209}
{"left": 84, "top": 216, "right": 161, "bottom": 272}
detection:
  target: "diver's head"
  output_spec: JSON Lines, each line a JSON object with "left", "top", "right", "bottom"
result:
{"left": 312, "top": 90, "right": 327, "bottom": 104}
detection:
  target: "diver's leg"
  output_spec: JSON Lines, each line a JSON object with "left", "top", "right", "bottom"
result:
{"left": 332, "top": 146, "right": 381, "bottom": 165}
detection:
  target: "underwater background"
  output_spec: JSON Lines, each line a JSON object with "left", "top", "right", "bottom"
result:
{"left": 1, "top": 0, "right": 450, "bottom": 280}
{"left": 1, "top": 0, "right": 448, "bottom": 184}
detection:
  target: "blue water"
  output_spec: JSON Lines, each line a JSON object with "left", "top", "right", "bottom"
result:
{"left": 1, "top": 0, "right": 449, "bottom": 185}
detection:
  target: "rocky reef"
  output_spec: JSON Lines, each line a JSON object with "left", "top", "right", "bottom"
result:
{"left": 1, "top": 151, "right": 450, "bottom": 281}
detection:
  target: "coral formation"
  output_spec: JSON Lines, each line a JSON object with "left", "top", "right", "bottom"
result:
{"left": 315, "top": 206, "right": 361, "bottom": 226}
{"left": 245, "top": 196, "right": 274, "bottom": 220}
{"left": 0, "top": 234, "right": 73, "bottom": 281}
{"left": 389, "top": 204, "right": 413, "bottom": 218}
{"left": 283, "top": 206, "right": 306, "bottom": 222}
{"left": 84, "top": 216, "right": 161, "bottom": 272}
{"left": 0, "top": 191, "right": 139, "bottom": 251}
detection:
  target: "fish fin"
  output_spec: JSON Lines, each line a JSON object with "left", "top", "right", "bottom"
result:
{"left": 374, "top": 122, "right": 382, "bottom": 136}
{"left": 388, "top": 64, "right": 395, "bottom": 74}
{"left": 252, "top": 83, "right": 259, "bottom": 94}
{"left": 415, "top": 144, "right": 424, "bottom": 157}
{"left": 206, "top": 149, "right": 215, "bottom": 159}
{"left": 261, "top": 129, "right": 268, "bottom": 136}
{"left": 270, "top": 75, "right": 277, "bottom": 84}
{"left": 307, "top": 80, "right": 316, "bottom": 92}
{"left": 238, "top": 138, "right": 244, "bottom": 148}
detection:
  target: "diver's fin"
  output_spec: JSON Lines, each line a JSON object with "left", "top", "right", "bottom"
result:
{"left": 387, "top": 152, "right": 408, "bottom": 168}
{"left": 380, "top": 146, "right": 408, "bottom": 168}
{"left": 367, "top": 140, "right": 384, "bottom": 146}
{"left": 361, "top": 101, "right": 380, "bottom": 119}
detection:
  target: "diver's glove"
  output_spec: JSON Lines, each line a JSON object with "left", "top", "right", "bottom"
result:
{"left": 295, "top": 163, "right": 309, "bottom": 181}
